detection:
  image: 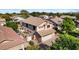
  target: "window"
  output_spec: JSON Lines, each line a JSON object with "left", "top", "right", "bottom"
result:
{"left": 43, "top": 24, "right": 45, "bottom": 29}
{"left": 33, "top": 26, "right": 36, "bottom": 30}
{"left": 26, "top": 24, "right": 28, "bottom": 27}
{"left": 47, "top": 25, "right": 50, "bottom": 28}
{"left": 22, "top": 22, "right": 24, "bottom": 25}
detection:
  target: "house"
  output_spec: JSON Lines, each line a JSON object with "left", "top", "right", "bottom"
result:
{"left": 39, "top": 15, "right": 49, "bottom": 19}
{"left": 11, "top": 16, "right": 25, "bottom": 23}
{"left": 21, "top": 16, "right": 56, "bottom": 43}
{"left": 0, "top": 25, "right": 26, "bottom": 50}
{"left": 74, "top": 20, "right": 79, "bottom": 28}
{"left": 60, "top": 15, "right": 76, "bottom": 20}
{"left": 0, "top": 18, "right": 6, "bottom": 26}
{"left": 48, "top": 16, "right": 63, "bottom": 30}
{"left": 50, "top": 16, "right": 63, "bottom": 26}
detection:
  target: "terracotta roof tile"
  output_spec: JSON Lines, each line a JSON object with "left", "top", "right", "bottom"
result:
{"left": 38, "top": 29, "right": 55, "bottom": 37}
{"left": 22, "top": 16, "right": 45, "bottom": 26}
{"left": 0, "top": 26, "right": 25, "bottom": 50}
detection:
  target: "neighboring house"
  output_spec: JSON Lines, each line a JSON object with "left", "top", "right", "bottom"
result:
{"left": 49, "top": 16, "right": 63, "bottom": 30}
{"left": 39, "top": 15, "right": 49, "bottom": 20}
{"left": 50, "top": 16, "right": 63, "bottom": 26}
{"left": 0, "top": 26, "right": 26, "bottom": 50}
{"left": 11, "top": 16, "right": 25, "bottom": 23}
{"left": 21, "top": 16, "right": 55, "bottom": 43}
{"left": 60, "top": 15, "right": 76, "bottom": 20}
{"left": 0, "top": 18, "right": 6, "bottom": 26}
{"left": 74, "top": 20, "right": 79, "bottom": 28}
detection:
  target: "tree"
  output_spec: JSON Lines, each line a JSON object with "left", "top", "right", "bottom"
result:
{"left": 40, "top": 12, "right": 48, "bottom": 15}
{"left": 26, "top": 45, "right": 40, "bottom": 50}
{"left": 48, "top": 12, "right": 55, "bottom": 16}
{"left": 5, "top": 22, "right": 18, "bottom": 31}
{"left": 50, "top": 34, "right": 79, "bottom": 50}
{"left": 61, "top": 17, "right": 76, "bottom": 33}
{"left": 5, "top": 16, "right": 12, "bottom": 21}
{"left": 30, "top": 12, "right": 40, "bottom": 17}
{"left": 76, "top": 13, "right": 79, "bottom": 20}
{"left": 26, "top": 41, "right": 40, "bottom": 50}
{"left": 0, "top": 13, "right": 13, "bottom": 22}
{"left": 20, "top": 10, "right": 29, "bottom": 18}
{"left": 29, "top": 41, "right": 34, "bottom": 46}
{"left": 55, "top": 13, "right": 62, "bottom": 17}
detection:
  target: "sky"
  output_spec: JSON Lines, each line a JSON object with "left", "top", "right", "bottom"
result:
{"left": 0, "top": 9, "right": 79, "bottom": 13}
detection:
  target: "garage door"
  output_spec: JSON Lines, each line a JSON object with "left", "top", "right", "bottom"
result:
{"left": 42, "top": 33, "right": 55, "bottom": 42}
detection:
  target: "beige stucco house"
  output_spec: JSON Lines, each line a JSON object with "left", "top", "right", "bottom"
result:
{"left": 21, "top": 16, "right": 56, "bottom": 43}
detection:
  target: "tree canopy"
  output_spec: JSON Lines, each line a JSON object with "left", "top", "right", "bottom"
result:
{"left": 20, "top": 10, "right": 29, "bottom": 18}
{"left": 50, "top": 34, "right": 79, "bottom": 50}
{"left": 61, "top": 17, "right": 76, "bottom": 32}
{"left": 26, "top": 41, "right": 40, "bottom": 50}
{"left": 5, "top": 22, "right": 18, "bottom": 31}
{"left": 30, "top": 12, "right": 40, "bottom": 17}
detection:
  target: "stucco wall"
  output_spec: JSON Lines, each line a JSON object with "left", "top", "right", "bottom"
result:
{"left": 42, "top": 33, "right": 55, "bottom": 42}
{"left": 36, "top": 22, "right": 53, "bottom": 32}
{"left": 27, "top": 36, "right": 32, "bottom": 41}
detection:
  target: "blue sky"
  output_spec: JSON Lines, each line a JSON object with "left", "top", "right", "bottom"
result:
{"left": 0, "top": 9, "right": 79, "bottom": 13}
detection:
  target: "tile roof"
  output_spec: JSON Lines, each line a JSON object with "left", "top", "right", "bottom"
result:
{"left": 50, "top": 16, "right": 63, "bottom": 25}
{"left": 38, "top": 29, "right": 55, "bottom": 37}
{"left": 0, "top": 26, "right": 25, "bottom": 50}
{"left": 22, "top": 16, "right": 45, "bottom": 26}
